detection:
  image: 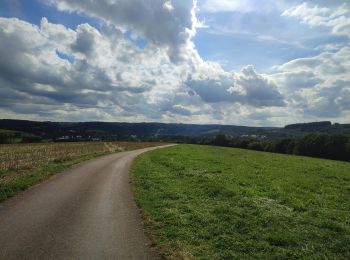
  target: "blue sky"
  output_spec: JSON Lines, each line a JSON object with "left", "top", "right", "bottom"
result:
{"left": 0, "top": 0, "right": 349, "bottom": 126}
{"left": 195, "top": 1, "right": 348, "bottom": 72}
{"left": 0, "top": 0, "right": 100, "bottom": 29}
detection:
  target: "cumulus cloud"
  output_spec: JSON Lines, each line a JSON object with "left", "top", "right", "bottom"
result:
{"left": 273, "top": 45, "right": 350, "bottom": 119}
{"left": 283, "top": 2, "right": 350, "bottom": 38}
{"left": 0, "top": 17, "right": 173, "bottom": 120}
{"left": 274, "top": 71, "right": 322, "bottom": 89}
{"left": 0, "top": 0, "right": 292, "bottom": 124}
{"left": 201, "top": 0, "right": 289, "bottom": 14}
{"left": 268, "top": 1, "right": 350, "bottom": 122}
{"left": 47, "top": 0, "right": 201, "bottom": 63}
{"left": 0, "top": 0, "right": 349, "bottom": 125}
{"left": 186, "top": 65, "right": 285, "bottom": 107}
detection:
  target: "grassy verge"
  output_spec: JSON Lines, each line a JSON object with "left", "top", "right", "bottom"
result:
{"left": 132, "top": 144, "right": 350, "bottom": 259}
{"left": 0, "top": 141, "right": 164, "bottom": 202}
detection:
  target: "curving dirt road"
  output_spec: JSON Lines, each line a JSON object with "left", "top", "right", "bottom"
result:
{"left": 0, "top": 145, "right": 171, "bottom": 259}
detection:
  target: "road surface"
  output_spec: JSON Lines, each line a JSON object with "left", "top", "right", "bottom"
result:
{"left": 0, "top": 145, "right": 171, "bottom": 259}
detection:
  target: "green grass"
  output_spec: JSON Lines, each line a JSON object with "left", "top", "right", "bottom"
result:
{"left": 132, "top": 144, "right": 350, "bottom": 259}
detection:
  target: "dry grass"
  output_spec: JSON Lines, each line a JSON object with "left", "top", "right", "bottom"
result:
{"left": 0, "top": 141, "right": 163, "bottom": 174}
{"left": 0, "top": 141, "right": 165, "bottom": 201}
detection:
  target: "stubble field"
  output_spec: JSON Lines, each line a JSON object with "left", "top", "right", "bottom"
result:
{"left": 0, "top": 141, "right": 164, "bottom": 201}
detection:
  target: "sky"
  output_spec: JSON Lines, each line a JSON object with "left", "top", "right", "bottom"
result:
{"left": 0, "top": 0, "right": 349, "bottom": 126}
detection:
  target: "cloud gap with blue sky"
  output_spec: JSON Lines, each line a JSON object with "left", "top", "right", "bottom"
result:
{"left": 0, "top": 0, "right": 349, "bottom": 126}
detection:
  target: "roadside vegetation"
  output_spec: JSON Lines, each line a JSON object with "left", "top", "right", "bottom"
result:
{"left": 0, "top": 141, "right": 163, "bottom": 201}
{"left": 133, "top": 144, "right": 350, "bottom": 259}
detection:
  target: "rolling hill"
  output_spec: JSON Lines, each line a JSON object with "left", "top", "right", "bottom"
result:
{"left": 0, "top": 119, "right": 349, "bottom": 142}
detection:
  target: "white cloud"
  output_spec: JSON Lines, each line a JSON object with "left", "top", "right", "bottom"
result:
{"left": 274, "top": 71, "right": 322, "bottom": 89}
{"left": 47, "top": 0, "right": 202, "bottom": 63}
{"left": 200, "top": 0, "right": 289, "bottom": 13}
{"left": 163, "top": 1, "right": 174, "bottom": 12}
{"left": 0, "top": 15, "right": 221, "bottom": 123}
{"left": 0, "top": 17, "right": 175, "bottom": 120}
{"left": 282, "top": 2, "right": 350, "bottom": 38}
{"left": 273, "top": 45, "right": 350, "bottom": 120}
{"left": 0, "top": 0, "right": 349, "bottom": 126}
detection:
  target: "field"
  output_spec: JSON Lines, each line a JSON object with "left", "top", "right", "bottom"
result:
{"left": 0, "top": 141, "right": 163, "bottom": 201}
{"left": 132, "top": 144, "right": 350, "bottom": 259}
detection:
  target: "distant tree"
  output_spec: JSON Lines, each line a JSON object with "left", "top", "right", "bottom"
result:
{"left": 284, "top": 121, "right": 332, "bottom": 131}
{"left": 247, "top": 142, "right": 264, "bottom": 151}
{"left": 297, "top": 134, "right": 348, "bottom": 160}
{"left": 213, "top": 134, "right": 229, "bottom": 146}
{"left": 346, "top": 141, "right": 350, "bottom": 161}
{"left": 0, "top": 131, "right": 22, "bottom": 144}
{"left": 274, "top": 139, "right": 296, "bottom": 154}
{"left": 208, "top": 132, "right": 350, "bottom": 162}
{"left": 262, "top": 142, "right": 274, "bottom": 152}
{"left": 240, "top": 139, "right": 251, "bottom": 149}
{"left": 297, "top": 134, "right": 324, "bottom": 157}
{"left": 22, "top": 134, "right": 42, "bottom": 143}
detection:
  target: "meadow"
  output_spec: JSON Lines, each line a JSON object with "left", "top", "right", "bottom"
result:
{"left": 132, "top": 144, "right": 350, "bottom": 259}
{"left": 0, "top": 141, "right": 163, "bottom": 201}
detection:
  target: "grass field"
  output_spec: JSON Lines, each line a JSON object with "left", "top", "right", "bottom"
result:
{"left": 0, "top": 141, "right": 163, "bottom": 202}
{"left": 132, "top": 144, "right": 350, "bottom": 259}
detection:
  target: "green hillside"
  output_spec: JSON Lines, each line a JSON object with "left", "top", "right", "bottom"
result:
{"left": 132, "top": 145, "right": 350, "bottom": 259}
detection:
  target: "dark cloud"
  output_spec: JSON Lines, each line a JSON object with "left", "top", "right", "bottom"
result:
{"left": 186, "top": 65, "right": 285, "bottom": 107}
{"left": 169, "top": 105, "right": 192, "bottom": 116}
{"left": 71, "top": 26, "right": 95, "bottom": 56}
{"left": 48, "top": 0, "right": 198, "bottom": 62}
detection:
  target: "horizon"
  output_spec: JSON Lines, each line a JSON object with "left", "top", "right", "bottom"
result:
{"left": 0, "top": 1, "right": 349, "bottom": 126}
{"left": 0, "top": 118, "right": 345, "bottom": 129}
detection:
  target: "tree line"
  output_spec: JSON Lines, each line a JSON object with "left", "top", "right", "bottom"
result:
{"left": 0, "top": 130, "right": 42, "bottom": 144}
{"left": 206, "top": 133, "right": 350, "bottom": 162}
